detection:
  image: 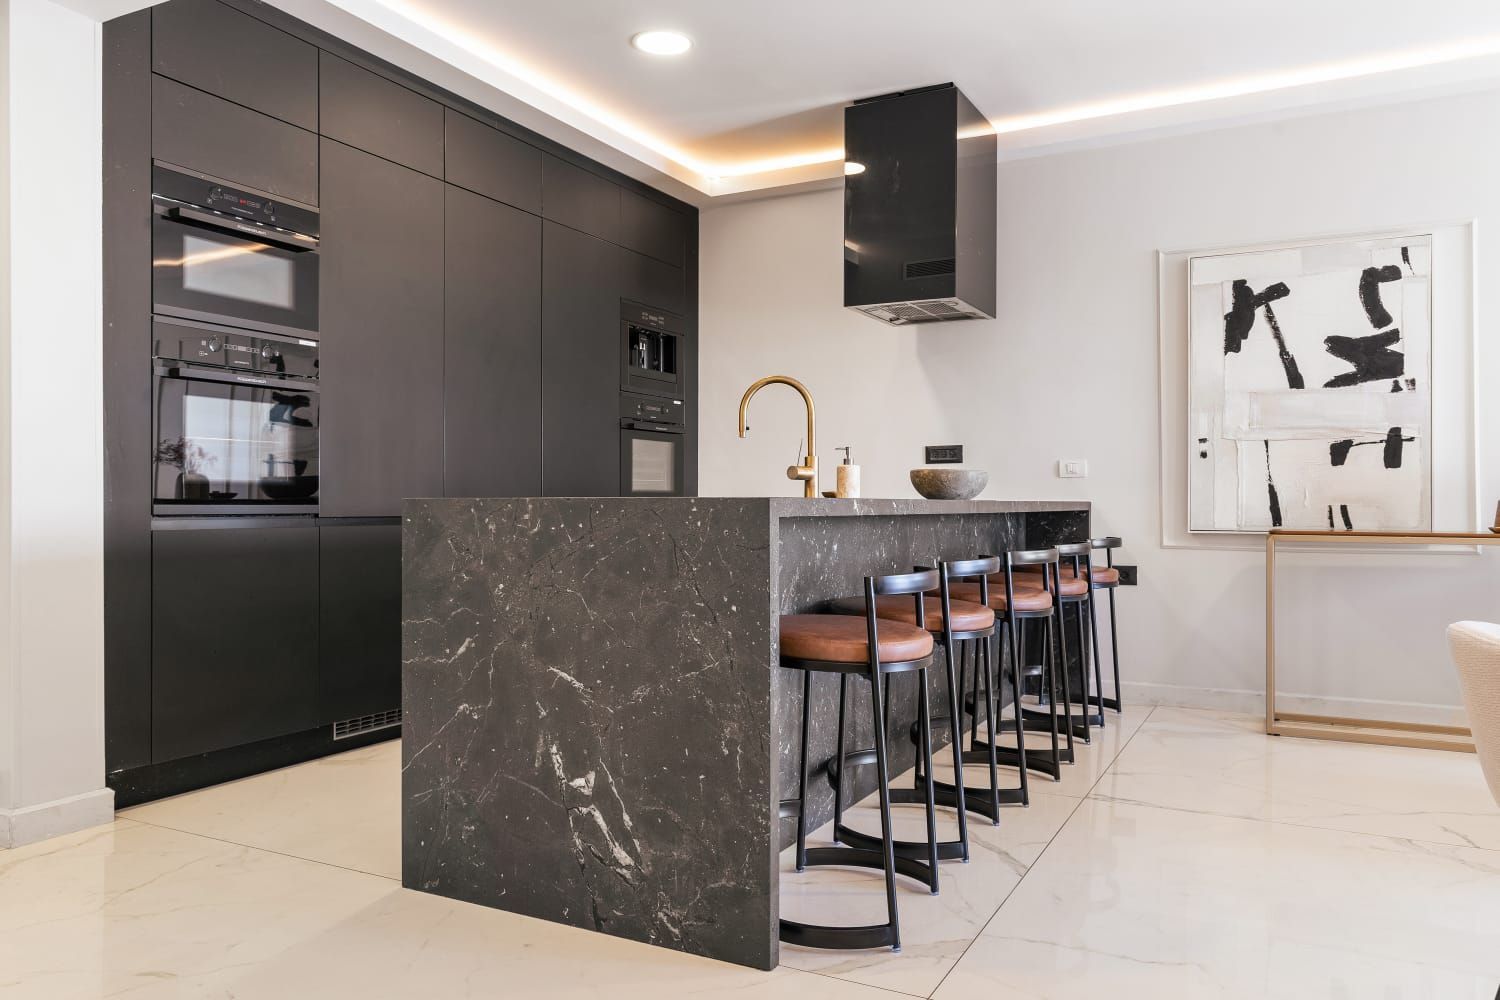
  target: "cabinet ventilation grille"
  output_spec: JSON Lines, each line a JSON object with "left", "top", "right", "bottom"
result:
{"left": 333, "top": 708, "right": 402, "bottom": 740}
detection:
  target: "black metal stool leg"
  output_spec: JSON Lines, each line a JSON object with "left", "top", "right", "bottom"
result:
{"left": 795, "top": 669, "right": 811, "bottom": 870}
{"left": 1071, "top": 601, "right": 1093, "bottom": 744}
{"left": 1044, "top": 617, "right": 1064, "bottom": 776}
{"left": 1001, "top": 615, "right": 1031, "bottom": 804}
{"left": 832, "top": 673, "right": 847, "bottom": 842}
{"left": 1107, "top": 587, "right": 1123, "bottom": 713}
{"left": 1087, "top": 587, "right": 1106, "bottom": 728}
{"left": 941, "top": 631, "right": 971, "bottom": 856}
{"left": 1055, "top": 606, "right": 1077, "bottom": 761}
{"left": 916, "top": 667, "right": 939, "bottom": 892}
{"left": 869, "top": 669, "right": 902, "bottom": 951}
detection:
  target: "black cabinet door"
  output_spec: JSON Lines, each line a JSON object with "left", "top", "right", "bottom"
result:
{"left": 541, "top": 222, "right": 621, "bottom": 497}
{"left": 319, "top": 139, "right": 445, "bottom": 517}
{"left": 152, "top": 0, "right": 317, "bottom": 130}
{"left": 445, "top": 186, "right": 542, "bottom": 497}
{"left": 620, "top": 188, "right": 688, "bottom": 268}
{"left": 318, "top": 523, "right": 401, "bottom": 723}
{"left": 445, "top": 109, "right": 541, "bottom": 214}
{"left": 541, "top": 154, "right": 620, "bottom": 244}
{"left": 151, "top": 525, "right": 319, "bottom": 762}
{"left": 320, "top": 52, "right": 443, "bottom": 177}
{"left": 619, "top": 245, "right": 686, "bottom": 316}
{"left": 152, "top": 75, "right": 318, "bottom": 204}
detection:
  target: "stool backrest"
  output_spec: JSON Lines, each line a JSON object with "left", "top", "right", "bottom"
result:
{"left": 1055, "top": 540, "right": 1092, "bottom": 581}
{"left": 916, "top": 556, "right": 1001, "bottom": 618}
{"left": 1001, "top": 547, "right": 1060, "bottom": 600}
{"left": 1090, "top": 536, "right": 1123, "bottom": 568}
{"left": 1446, "top": 621, "right": 1500, "bottom": 806}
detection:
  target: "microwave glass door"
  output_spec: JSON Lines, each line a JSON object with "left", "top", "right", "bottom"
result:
{"left": 153, "top": 214, "right": 318, "bottom": 335}
{"left": 155, "top": 373, "right": 320, "bottom": 508}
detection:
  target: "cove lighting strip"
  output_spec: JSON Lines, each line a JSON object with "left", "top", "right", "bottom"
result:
{"left": 360, "top": 2, "right": 1500, "bottom": 184}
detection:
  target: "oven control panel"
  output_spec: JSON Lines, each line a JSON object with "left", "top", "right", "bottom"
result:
{"left": 619, "top": 391, "right": 684, "bottom": 430}
{"left": 153, "top": 319, "right": 318, "bottom": 379}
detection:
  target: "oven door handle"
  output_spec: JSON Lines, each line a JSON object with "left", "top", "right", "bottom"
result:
{"left": 156, "top": 362, "right": 319, "bottom": 392}
{"left": 621, "top": 420, "right": 685, "bottom": 434}
{"left": 166, "top": 205, "right": 319, "bottom": 252}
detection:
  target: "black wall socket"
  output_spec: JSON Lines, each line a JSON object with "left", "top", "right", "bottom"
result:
{"left": 925, "top": 444, "right": 963, "bottom": 464}
{"left": 1116, "top": 565, "right": 1138, "bottom": 586}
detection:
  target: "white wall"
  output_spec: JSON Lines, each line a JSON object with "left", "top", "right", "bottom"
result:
{"left": 0, "top": 0, "right": 109, "bottom": 848}
{"left": 699, "top": 88, "right": 1500, "bottom": 714}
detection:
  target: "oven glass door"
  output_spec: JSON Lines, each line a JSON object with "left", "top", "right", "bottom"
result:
{"left": 153, "top": 213, "right": 318, "bottom": 335}
{"left": 155, "top": 370, "right": 320, "bottom": 509}
{"left": 620, "top": 425, "right": 685, "bottom": 496}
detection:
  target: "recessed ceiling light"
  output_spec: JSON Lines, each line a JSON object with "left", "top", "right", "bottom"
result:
{"left": 631, "top": 30, "right": 691, "bottom": 56}
{"left": 843, "top": 161, "right": 865, "bottom": 175}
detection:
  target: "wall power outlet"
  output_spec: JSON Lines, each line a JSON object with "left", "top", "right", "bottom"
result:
{"left": 1116, "top": 565, "right": 1138, "bottom": 586}
{"left": 1058, "top": 459, "right": 1088, "bottom": 478}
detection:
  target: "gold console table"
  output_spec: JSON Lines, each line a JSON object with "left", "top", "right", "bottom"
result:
{"left": 1266, "top": 529, "right": 1482, "bottom": 753}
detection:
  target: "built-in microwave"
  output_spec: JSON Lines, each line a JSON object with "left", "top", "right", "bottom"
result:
{"left": 620, "top": 392, "right": 686, "bottom": 496}
{"left": 620, "top": 301, "right": 684, "bottom": 399}
{"left": 152, "top": 317, "right": 320, "bottom": 515}
{"left": 151, "top": 164, "right": 320, "bottom": 338}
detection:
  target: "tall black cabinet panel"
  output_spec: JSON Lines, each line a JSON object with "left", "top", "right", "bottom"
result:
{"left": 444, "top": 186, "right": 542, "bottom": 497}
{"left": 444, "top": 109, "right": 541, "bottom": 214}
{"left": 541, "top": 222, "right": 621, "bottom": 497}
{"left": 319, "top": 139, "right": 445, "bottom": 516}
{"left": 152, "top": 0, "right": 318, "bottom": 130}
{"left": 151, "top": 525, "right": 319, "bottom": 762}
{"left": 541, "top": 155, "right": 620, "bottom": 244}
{"left": 619, "top": 246, "right": 687, "bottom": 316}
{"left": 318, "top": 523, "right": 401, "bottom": 723}
{"left": 319, "top": 52, "right": 444, "bottom": 177}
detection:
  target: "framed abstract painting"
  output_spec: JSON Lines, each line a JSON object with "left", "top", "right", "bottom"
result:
{"left": 1187, "top": 234, "right": 1433, "bottom": 533}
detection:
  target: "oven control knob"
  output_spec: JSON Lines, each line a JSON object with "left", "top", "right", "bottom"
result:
{"left": 260, "top": 345, "right": 279, "bottom": 360}
{"left": 206, "top": 338, "right": 221, "bottom": 353}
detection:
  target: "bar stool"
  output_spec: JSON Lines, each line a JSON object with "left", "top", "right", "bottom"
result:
{"left": 1046, "top": 541, "right": 1100, "bottom": 742}
{"left": 828, "top": 557, "right": 1000, "bottom": 851}
{"left": 778, "top": 568, "right": 942, "bottom": 953}
{"left": 1088, "top": 536, "right": 1125, "bottom": 715}
{"left": 988, "top": 548, "right": 1078, "bottom": 778}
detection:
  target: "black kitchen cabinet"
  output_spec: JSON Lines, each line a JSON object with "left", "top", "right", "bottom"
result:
{"left": 445, "top": 109, "right": 541, "bottom": 214}
{"left": 445, "top": 186, "right": 542, "bottom": 497}
{"left": 151, "top": 524, "right": 319, "bottom": 762}
{"left": 320, "top": 52, "right": 443, "bottom": 177}
{"left": 151, "top": 75, "right": 318, "bottom": 205}
{"left": 319, "top": 139, "right": 445, "bottom": 517}
{"left": 619, "top": 246, "right": 687, "bottom": 316}
{"left": 152, "top": 0, "right": 317, "bottom": 130}
{"left": 541, "top": 222, "right": 621, "bottom": 496}
{"left": 620, "top": 188, "right": 687, "bottom": 268}
{"left": 542, "top": 154, "right": 620, "bottom": 244}
{"left": 318, "top": 523, "right": 401, "bottom": 723}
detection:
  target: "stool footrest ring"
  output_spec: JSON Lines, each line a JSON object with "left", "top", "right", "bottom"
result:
{"left": 797, "top": 844, "right": 936, "bottom": 890}
{"left": 837, "top": 814, "right": 965, "bottom": 864}
{"left": 779, "top": 917, "right": 899, "bottom": 952}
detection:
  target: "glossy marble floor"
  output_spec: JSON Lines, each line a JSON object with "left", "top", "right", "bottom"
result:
{"left": 2, "top": 706, "right": 1498, "bottom": 999}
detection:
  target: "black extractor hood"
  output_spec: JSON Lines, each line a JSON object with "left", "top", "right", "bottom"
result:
{"left": 844, "top": 83, "right": 996, "bottom": 325}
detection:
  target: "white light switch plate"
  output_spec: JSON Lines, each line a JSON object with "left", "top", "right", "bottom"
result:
{"left": 1058, "top": 459, "right": 1088, "bottom": 479}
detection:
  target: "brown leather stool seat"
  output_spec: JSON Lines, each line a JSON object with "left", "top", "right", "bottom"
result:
{"left": 946, "top": 580, "right": 1054, "bottom": 613}
{"left": 827, "top": 594, "right": 996, "bottom": 633}
{"left": 780, "top": 613, "right": 934, "bottom": 663}
{"left": 1016, "top": 564, "right": 1118, "bottom": 587}
{"left": 1045, "top": 575, "right": 1089, "bottom": 598}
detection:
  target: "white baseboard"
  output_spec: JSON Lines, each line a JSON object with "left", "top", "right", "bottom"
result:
{"left": 0, "top": 787, "right": 115, "bottom": 849}
{"left": 1122, "top": 681, "right": 1468, "bottom": 727}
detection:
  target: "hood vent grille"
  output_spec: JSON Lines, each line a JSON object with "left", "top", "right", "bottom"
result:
{"left": 855, "top": 298, "right": 991, "bottom": 326}
{"left": 904, "top": 258, "right": 956, "bottom": 280}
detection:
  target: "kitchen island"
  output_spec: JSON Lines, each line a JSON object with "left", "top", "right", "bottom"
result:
{"left": 401, "top": 497, "right": 1089, "bottom": 970}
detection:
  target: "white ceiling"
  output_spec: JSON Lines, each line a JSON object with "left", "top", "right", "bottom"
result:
{"left": 278, "top": 0, "right": 1500, "bottom": 201}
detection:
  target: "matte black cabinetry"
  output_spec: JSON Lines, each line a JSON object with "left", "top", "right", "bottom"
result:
{"left": 318, "top": 523, "right": 401, "bottom": 723}
{"left": 319, "top": 139, "right": 445, "bottom": 517}
{"left": 320, "top": 52, "right": 444, "bottom": 177}
{"left": 542, "top": 154, "right": 621, "bottom": 244}
{"left": 152, "top": 75, "right": 318, "bottom": 204}
{"left": 152, "top": 0, "right": 317, "bottom": 130}
{"left": 151, "top": 525, "right": 319, "bottom": 762}
{"left": 541, "top": 223, "right": 621, "bottom": 497}
{"left": 445, "top": 186, "right": 543, "bottom": 497}
{"left": 445, "top": 109, "right": 541, "bottom": 213}
{"left": 621, "top": 188, "right": 687, "bottom": 268}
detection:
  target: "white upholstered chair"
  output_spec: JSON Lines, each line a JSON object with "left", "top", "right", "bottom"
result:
{"left": 1445, "top": 621, "right": 1500, "bottom": 806}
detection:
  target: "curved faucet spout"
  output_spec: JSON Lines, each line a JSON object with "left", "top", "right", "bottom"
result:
{"left": 737, "top": 375, "right": 818, "bottom": 498}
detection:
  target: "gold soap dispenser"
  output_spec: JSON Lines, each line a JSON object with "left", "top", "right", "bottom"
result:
{"left": 835, "top": 446, "right": 861, "bottom": 499}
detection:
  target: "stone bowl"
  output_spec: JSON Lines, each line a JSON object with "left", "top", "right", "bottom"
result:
{"left": 910, "top": 468, "right": 988, "bottom": 500}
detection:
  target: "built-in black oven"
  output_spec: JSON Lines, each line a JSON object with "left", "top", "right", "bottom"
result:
{"left": 153, "top": 317, "right": 320, "bottom": 515}
{"left": 621, "top": 301, "right": 684, "bottom": 398}
{"left": 620, "top": 392, "right": 686, "bottom": 496}
{"left": 152, "top": 164, "right": 319, "bottom": 337}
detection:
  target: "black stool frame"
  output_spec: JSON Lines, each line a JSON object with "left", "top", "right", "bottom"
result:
{"left": 1088, "top": 536, "right": 1124, "bottom": 715}
{"left": 779, "top": 569, "right": 940, "bottom": 954}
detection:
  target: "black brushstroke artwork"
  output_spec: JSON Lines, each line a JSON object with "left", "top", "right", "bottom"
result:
{"left": 1390, "top": 379, "right": 1403, "bottom": 393}
{"left": 1340, "top": 504, "right": 1354, "bottom": 530}
{"left": 1323, "top": 330, "right": 1404, "bottom": 388}
{"left": 1264, "top": 440, "right": 1283, "bottom": 528}
{"left": 1224, "top": 280, "right": 1304, "bottom": 389}
{"left": 1328, "top": 427, "right": 1413, "bottom": 468}
{"left": 1401, "top": 246, "right": 1413, "bottom": 275}
{"left": 1358, "top": 265, "right": 1403, "bottom": 329}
